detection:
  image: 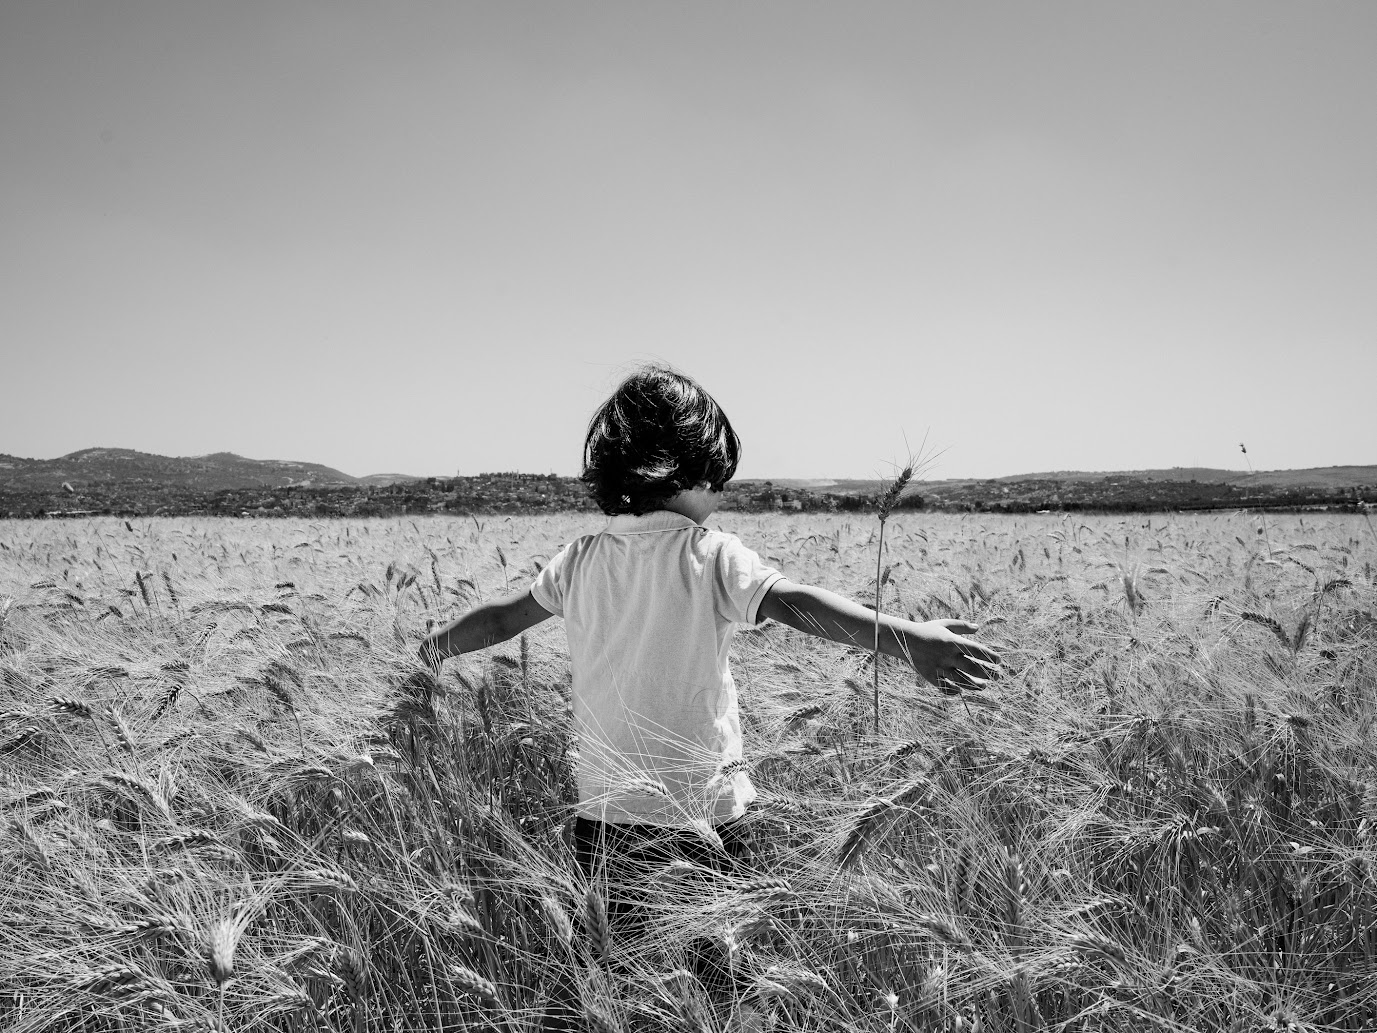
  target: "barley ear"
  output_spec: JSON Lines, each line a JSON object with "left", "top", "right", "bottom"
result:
{"left": 583, "top": 885, "right": 611, "bottom": 962}
{"left": 839, "top": 798, "right": 894, "bottom": 870}
{"left": 449, "top": 963, "right": 497, "bottom": 1002}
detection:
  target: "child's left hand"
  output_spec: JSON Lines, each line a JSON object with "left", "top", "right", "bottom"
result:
{"left": 908, "top": 619, "right": 1001, "bottom": 693}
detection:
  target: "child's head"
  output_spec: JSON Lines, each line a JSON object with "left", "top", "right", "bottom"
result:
{"left": 581, "top": 365, "right": 741, "bottom": 516}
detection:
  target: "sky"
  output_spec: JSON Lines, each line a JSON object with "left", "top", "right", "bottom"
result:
{"left": 2, "top": 2, "right": 1374, "bottom": 481}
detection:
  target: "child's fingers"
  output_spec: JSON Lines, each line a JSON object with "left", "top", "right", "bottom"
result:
{"left": 958, "top": 652, "right": 1000, "bottom": 673}
{"left": 941, "top": 620, "right": 980, "bottom": 635}
{"left": 939, "top": 654, "right": 1000, "bottom": 689}
{"left": 956, "top": 638, "right": 1001, "bottom": 666}
{"left": 939, "top": 668, "right": 990, "bottom": 692}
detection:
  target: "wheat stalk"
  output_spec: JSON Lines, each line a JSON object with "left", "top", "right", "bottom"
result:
{"left": 49, "top": 696, "right": 95, "bottom": 719}
{"left": 160, "top": 569, "right": 181, "bottom": 610}
{"left": 758, "top": 963, "right": 829, "bottom": 998}
{"left": 50, "top": 696, "right": 118, "bottom": 762}
{"left": 656, "top": 968, "right": 713, "bottom": 1033}
{"left": 1237, "top": 611, "right": 1290, "bottom": 650}
{"left": 1, "top": 725, "right": 41, "bottom": 754}
{"left": 11, "top": 818, "right": 51, "bottom": 868}
{"left": 838, "top": 798, "right": 895, "bottom": 870}
{"left": 134, "top": 570, "right": 154, "bottom": 608}
{"left": 158, "top": 828, "right": 223, "bottom": 851}
{"left": 585, "top": 1002, "right": 621, "bottom": 1033}
{"left": 335, "top": 946, "right": 369, "bottom": 1033}
{"left": 583, "top": 884, "right": 611, "bottom": 963}
{"left": 541, "top": 893, "right": 574, "bottom": 946}
{"left": 120, "top": 912, "right": 197, "bottom": 943}
{"left": 261, "top": 667, "right": 306, "bottom": 756}
{"left": 449, "top": 962, "right": 497, "bottom": 1002}
{"left": 105, "top": 706, "right": 138, "bottom": 758}
{"left": 100, "top": 770, "right": 171, "bottom": 819}
{"left": 737, "top": 875, "right": 793, "bottom": 901}
{"left": 838, "top": 776, "right": 933, "bottom": 870}
{"left": 872, "top": 462, "right": 913, "bottom": 734}
{"left": 869, "top": 438, "right": 938, "bottom": 734}
{"left": 295, "top": 866, "right": 359, "bottom": 895}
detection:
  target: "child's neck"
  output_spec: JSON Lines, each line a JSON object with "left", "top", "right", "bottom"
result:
{"left": 660, "top": 485, "right": 722, "bottom": 525}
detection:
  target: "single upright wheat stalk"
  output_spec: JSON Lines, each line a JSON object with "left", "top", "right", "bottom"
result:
{"left": 871, "top": 439, "right": 936, "bottom": 734}
{"left": 872, "top": 464, "right": 912, "bottom": 734}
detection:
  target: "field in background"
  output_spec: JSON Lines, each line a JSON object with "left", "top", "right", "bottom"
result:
{"left": 1, "top": 512, "right": 1375, "bottom": 1032}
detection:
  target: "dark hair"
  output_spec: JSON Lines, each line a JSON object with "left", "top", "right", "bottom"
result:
{"left": 581, "top": 366, "right": 741, "bottom": 516}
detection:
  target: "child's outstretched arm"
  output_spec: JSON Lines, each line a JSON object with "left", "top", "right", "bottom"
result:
{"left": 757, "top": 581, "right": 1000, "bottom": 691}
{"left": 418, "top": 588, "right": 554, "bottom": 668}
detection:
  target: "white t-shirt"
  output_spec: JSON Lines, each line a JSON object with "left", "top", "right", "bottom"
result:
{"left": 530, "top": 510, "right": 783, "bottom": 825}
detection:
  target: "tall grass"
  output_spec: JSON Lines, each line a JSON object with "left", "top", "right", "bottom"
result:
{"left": 0, "top": 512, "right": 1374, "bottom": 1031}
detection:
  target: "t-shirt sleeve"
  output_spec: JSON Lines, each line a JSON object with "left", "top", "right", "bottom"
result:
{"left": 711, "top": 533, "right": 785, "bottom": 625}
{"left": 529, "top": 544, "right": 569, "bottom": 617}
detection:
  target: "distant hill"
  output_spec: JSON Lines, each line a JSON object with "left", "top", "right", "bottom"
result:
{"left": 774, "top": 466, "right": 1377, "bottom": 496}
{"left": 993, "top": 466, "right": 1377, "bottom": 490}
{"left": 0, "top": 448, "right": 360, "bottom": 491}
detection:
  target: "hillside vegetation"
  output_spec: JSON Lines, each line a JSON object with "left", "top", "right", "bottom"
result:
{"left": 1, "top": 511, "right": 1375, "bottom": 1031}
{"left": 0, "top": 450, "right": 362, "bottom": 492}
{"left": 3, "top": 466, "right": 1375, "bottom": 520}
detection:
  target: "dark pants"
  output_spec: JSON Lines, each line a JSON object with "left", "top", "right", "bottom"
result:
{"left": 542, "top": 817, "right": 748, "bottom": 1028}
{"left": 574, "top": 816, "right": 747, "bottom": 923}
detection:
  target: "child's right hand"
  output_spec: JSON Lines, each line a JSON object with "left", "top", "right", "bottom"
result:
{"left": 758, "top": 581, "right": 1002, "bottom": 692}
{"left": 908, "top": 619, "right": 1001, "bottom": 693}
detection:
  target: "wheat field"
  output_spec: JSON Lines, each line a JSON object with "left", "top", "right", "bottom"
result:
{"left": 1, "top": 511, "right": 1374, "bottom": 1032}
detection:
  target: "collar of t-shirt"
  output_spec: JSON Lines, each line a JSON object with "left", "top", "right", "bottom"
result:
{"left": 604, "top": 510, "right": 700, "bottom": 534}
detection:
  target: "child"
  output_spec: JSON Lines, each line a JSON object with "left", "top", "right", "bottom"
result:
{"left": 418, "top": 364, "right": 999, "bottom": 936}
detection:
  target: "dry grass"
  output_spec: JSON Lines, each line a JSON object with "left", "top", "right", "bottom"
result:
{"left": 0, "top": 511, "right": 1375, "bottom": 1031}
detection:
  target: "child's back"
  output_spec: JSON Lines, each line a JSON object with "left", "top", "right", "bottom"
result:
{"left": 530, "top": 508, "right": 782, "bottom": 825}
